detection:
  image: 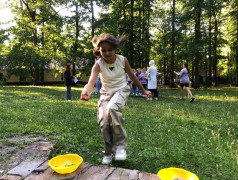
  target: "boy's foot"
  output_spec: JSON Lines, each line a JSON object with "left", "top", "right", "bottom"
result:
{"left": 181, "top": 98, "right": 185, "bottom": 100}
{"left": 154, "top": 97, "right": 158, "bottom": 100}
{"left": 102, "top": 154, "right": 113, "bottom": 165}
{"left": 190, "top": 97, "right": 195, "bottom": 103}
{"left": 147, "top": 98, "right": 153, "bottom": 100}
{"left": 115, "top": 149, "right": 127, "bottom": 161}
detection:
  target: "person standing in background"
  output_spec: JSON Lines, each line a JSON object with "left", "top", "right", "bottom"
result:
{"left": 147, "top": 60, "right": 158, "bottom": 100}
{"left": 139, "top": 68, "right": 147, "bottom": 90}
{"left": 95, "top": 74, "right": 102, "bottom": 94}
{"left": 126, "top": 73, "right": 133, "bottom": 94}
{"left": 134, "top": 68, "right": 141, "bottom": 96}
{"left": 64, "top": 63, "right": 73, "bottom": 100}
{"left": 174, "top": 62, "right": 195, "bottom": 102}
{"left": 131, "top": 68, "right": 136, "bottom": 95}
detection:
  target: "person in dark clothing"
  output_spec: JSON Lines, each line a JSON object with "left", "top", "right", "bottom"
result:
{"left": 64, "top": 63, "right": 73, "bottom": 100}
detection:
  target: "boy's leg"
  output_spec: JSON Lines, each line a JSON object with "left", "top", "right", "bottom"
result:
{"left": 98, "top": 100, "right": 113, "bottom": 155}
{"left": 106, "top": 86, "right": 130, "bottom": 151}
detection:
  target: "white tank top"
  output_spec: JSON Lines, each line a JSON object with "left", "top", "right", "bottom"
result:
{"left": 97, "top": 54, "right": 127, "bottom": 93}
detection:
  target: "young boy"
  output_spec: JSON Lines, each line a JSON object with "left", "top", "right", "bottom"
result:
{"left": 81, "top": 34, "right": 151, "bottom": 164}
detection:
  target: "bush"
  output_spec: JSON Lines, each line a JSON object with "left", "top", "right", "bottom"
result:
{"left": 0, "top": 75, "right": 6, "bottom": 86}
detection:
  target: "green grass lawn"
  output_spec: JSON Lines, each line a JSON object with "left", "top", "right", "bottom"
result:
{"left": 0, "top": 85, "right": 238, "bottom": 179}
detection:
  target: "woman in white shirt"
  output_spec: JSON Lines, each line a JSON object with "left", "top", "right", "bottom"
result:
{"left": 147, "top": 60, "right": 159, "bottom": 100}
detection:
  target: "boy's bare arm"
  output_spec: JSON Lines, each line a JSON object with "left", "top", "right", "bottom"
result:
{"left": 82, "top": 63, "right": 100, "bottom": 97}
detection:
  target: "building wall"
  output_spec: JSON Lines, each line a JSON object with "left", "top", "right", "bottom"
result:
{"left": 44, "top": 70, "right": 63, "bottom": 82}
{"left": 0, "top": 70, "right": 20, "bottom": 82}
{"left": 1, "top": 70, "right": 89, "bottom": 83}
{"left": 82, "top": 73, "right": 89, "bottom": 83}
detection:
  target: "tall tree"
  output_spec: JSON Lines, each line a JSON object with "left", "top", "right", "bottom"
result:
{"left": 193, "top": 0, "right": 203, "bottom": 88}
{"left": 7, "top": 0, "right": 66, "bottom": 85}
{"left": 170, "top": 0, "right": 176, "bottom": 87}
{"left": 207, "top": 0, "right": 213, "bottom": 87}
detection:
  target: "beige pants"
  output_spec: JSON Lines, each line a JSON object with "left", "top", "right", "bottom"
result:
{"left": 97, "top": 85, "right": 130, "bottom": 155}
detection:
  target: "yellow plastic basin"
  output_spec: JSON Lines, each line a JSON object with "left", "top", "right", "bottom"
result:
{"left": 49, "top": 154, "right": 83, "bottom": 174}
{"left": 158, "top": 167, "right": 199, "bottom": 180}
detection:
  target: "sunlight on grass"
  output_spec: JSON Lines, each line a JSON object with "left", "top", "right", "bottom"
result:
{"left": 14, "top": 91, "right": 44, "bottom": 96}
{"left": 198, "top": 94, "right": 238, "bottom": 101}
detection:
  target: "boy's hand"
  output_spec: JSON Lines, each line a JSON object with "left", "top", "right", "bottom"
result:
{"left": 81, "top": 86, "right": 92, "bottom": 100}
{"left": 81, "top": 94, "right": 89, "bottom": 101}
{"left": 144, "top": 90, "right": 152, "bottom": 98}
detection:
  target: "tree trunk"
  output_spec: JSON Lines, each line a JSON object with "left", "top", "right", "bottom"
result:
{"left": 139, "top": 2, "right": 142, "bottom": 67}
{"left": 30, "top": 63, "right": 33, "bottom": 84}
{"left": 40, "top": 69, "right": 44, "bottom": 85}
{"left": 236, "top": 15, "right": 238, "bottom": 86}
{"left": 129, "top": 0, "right": 134, "bottom": 67}
{"left": 40, "top": 22, "right": 45, "bottom": 85}
{"left": 164, "top": 56, "right": 169, "bottom": 85}
{"left": 205, "top": 48, "right": 208, "bottom": 86}
{"left": 213, "top": 14, "right": 218, "bottom": 86}
{"left": 227, "top": 52, "right": 231, "bottom": 84}
{"left": 123, "top": 0, "right": 126, "bottom": 32}
{"left": 194, "top": 0, "right": 202, "bottom": 89}
{"left": 32, "top": 11, "right": 39, "bottom": 86}
{"left": 91, "top": 0, "right": 95, "bottom": 37}
{"left": 73, "top": 2, "right": 80, "bottom": 77}
{"left": 207, "top": 0, "right": 212, "bottom": 87}
{"left": 146, "top": 1, "right": 150, "bottom": 66}
{"left": 170, "top": 0, "right": 176, "bottom": 87}
{"left": 192, "top": 58, "right": 195, "bottom": 85}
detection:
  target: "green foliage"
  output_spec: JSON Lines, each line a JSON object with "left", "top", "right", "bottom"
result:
{"left": 0, "top": 0, "right": 238, "bottom": 85}
{"left": 95, "top": 0, "right": 152, "bottom": 68}
{"left": 0, "top": 86, "right": 238, "bottom": 179}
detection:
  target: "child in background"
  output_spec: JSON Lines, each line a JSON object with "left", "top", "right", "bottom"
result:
{"left": 81, "top": 34, "right": 151, "bottom": 165}
{"left": 126, "top": 73, "right": 133, "bottom": 95}
{"left": 131, "top": 68, "right": 137, "bottom": 95}
{"left": 139, "top": 68, "right": 147, "bottom": 90}
{"left": 135, "top": 68, "right": 141, "bottom": 96}
{"left": 174, "top": 62, "right": 195, "bottom": 102}
{"left": 95, "top": 74, "right": 101, "bottom": 94}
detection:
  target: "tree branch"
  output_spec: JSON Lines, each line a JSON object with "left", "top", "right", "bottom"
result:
{"left": 21, "top": 0, "right": 32, "bottom": 14}
{"left": 37, "top": 7, "right": 67, "bottom": 25}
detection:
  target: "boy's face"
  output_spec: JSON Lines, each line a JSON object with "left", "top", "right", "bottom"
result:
{"left": 99, "top": 42, "right": 116, "bottom": 62}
